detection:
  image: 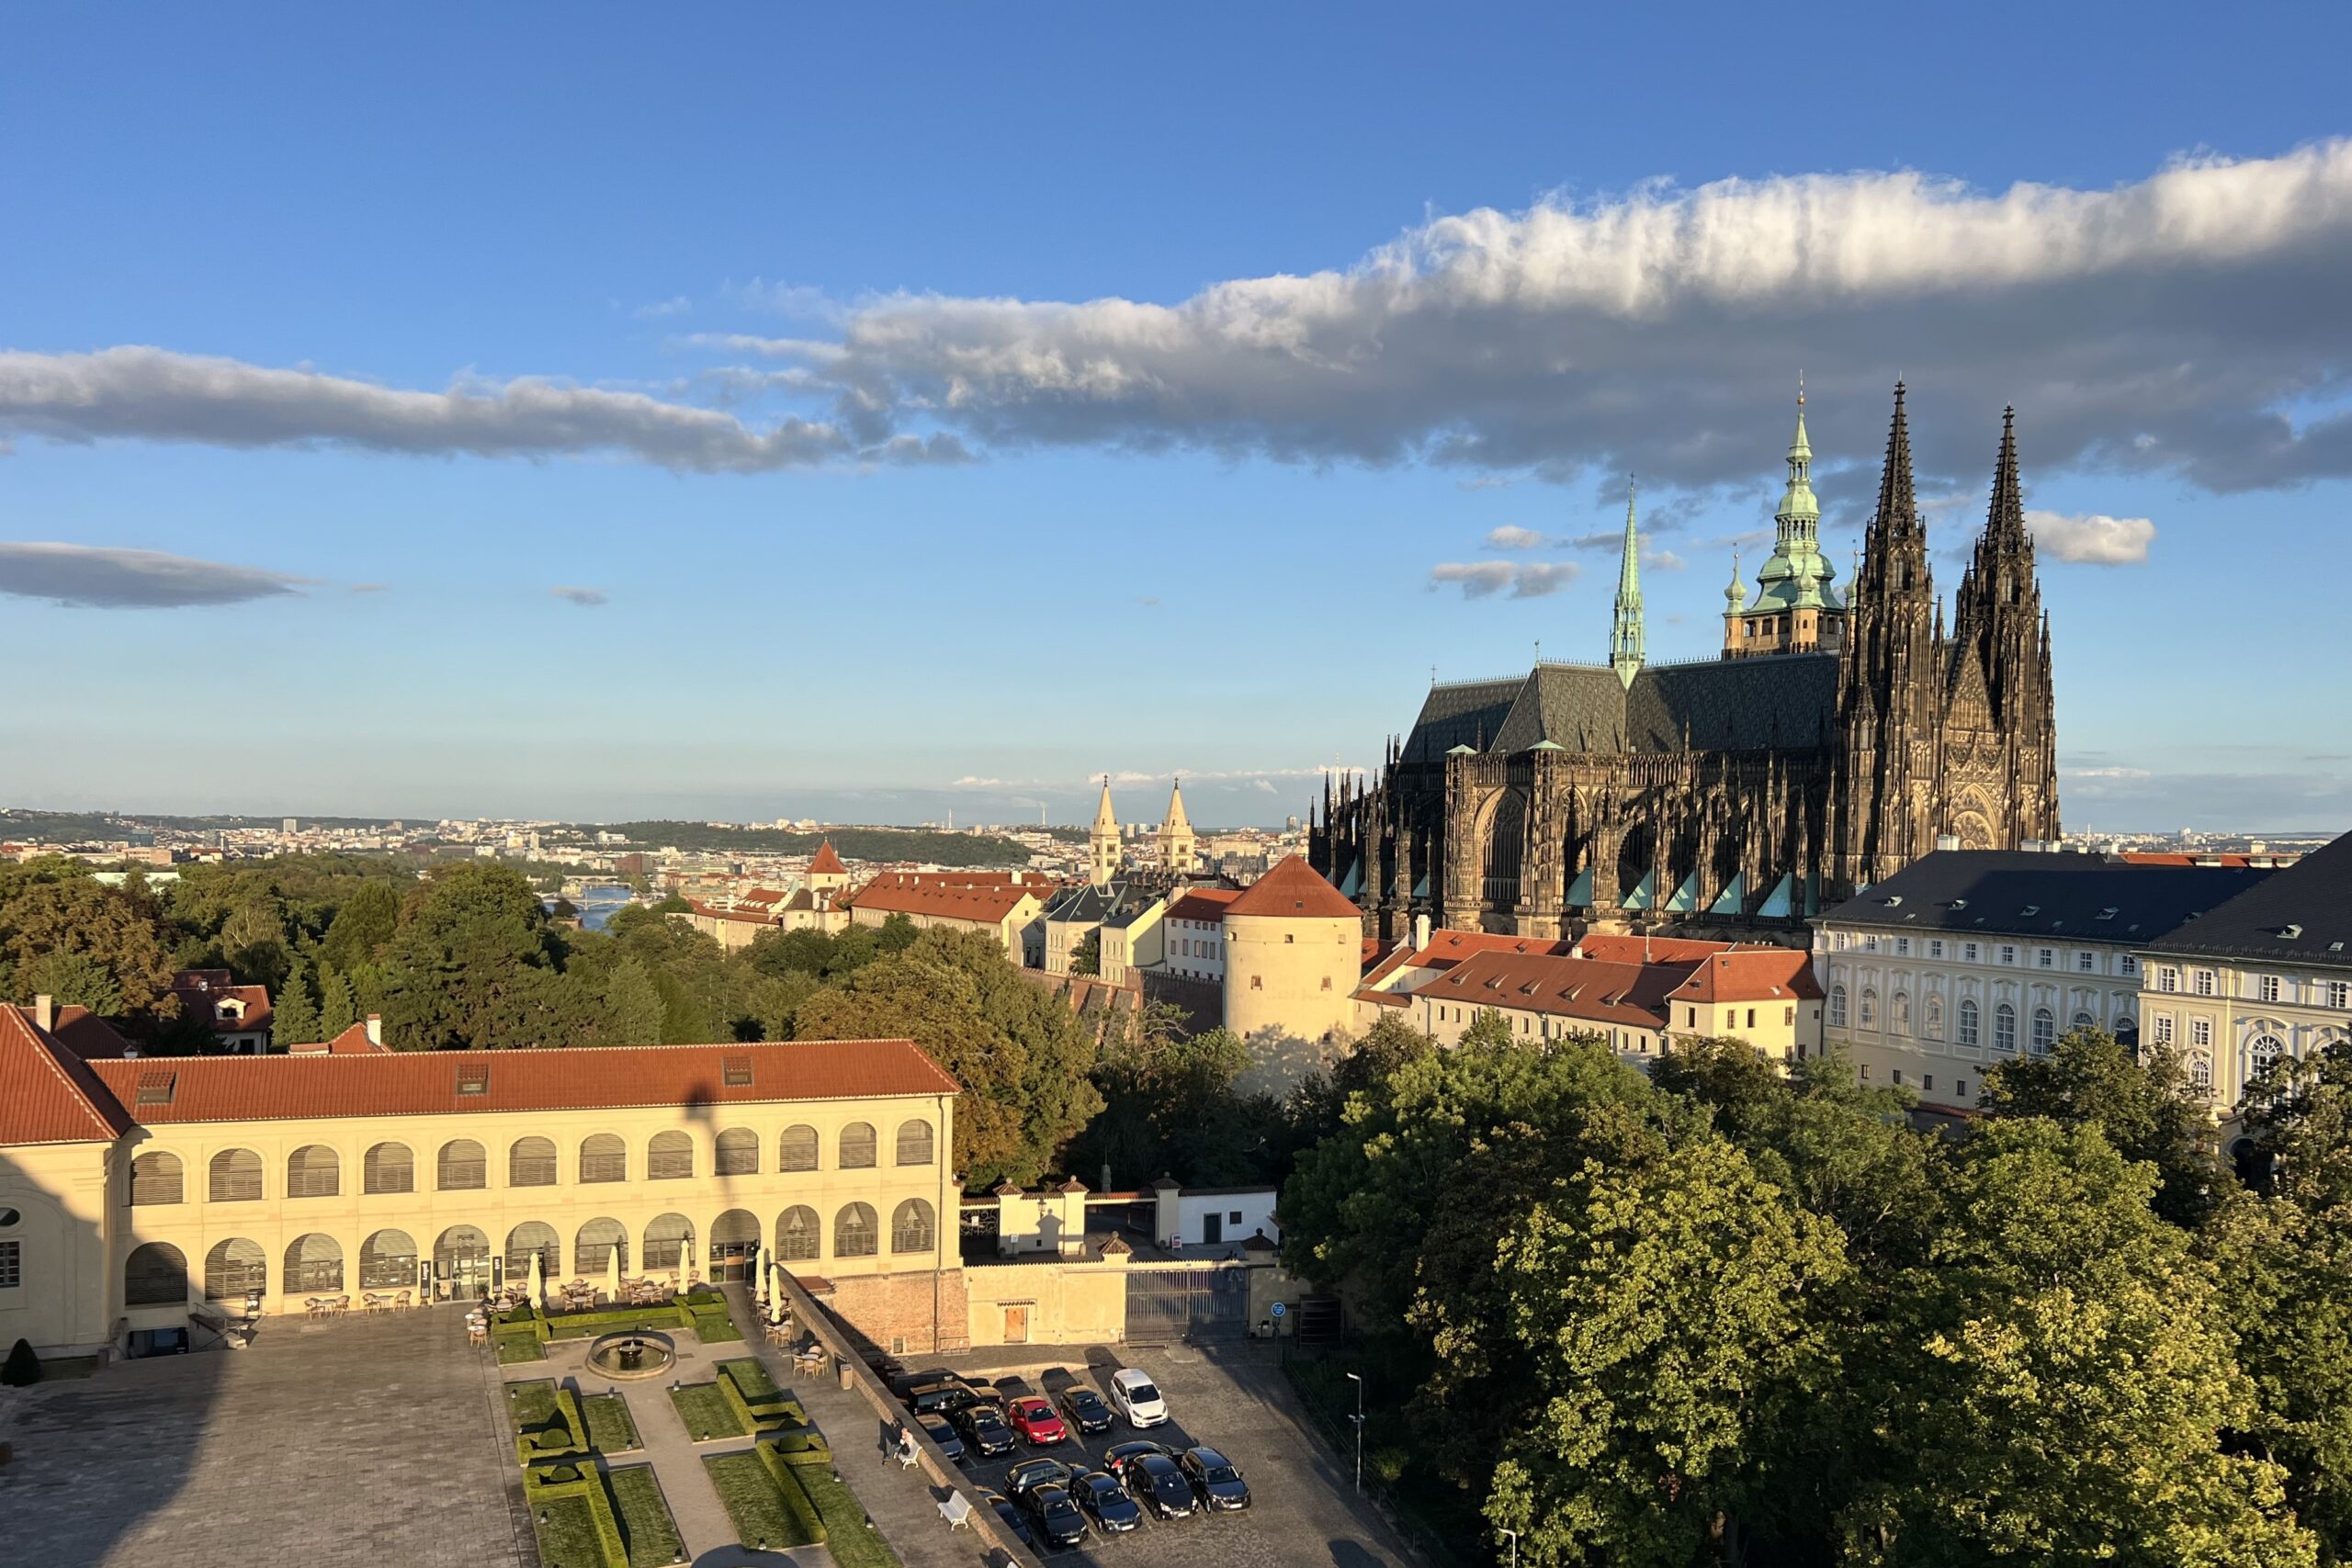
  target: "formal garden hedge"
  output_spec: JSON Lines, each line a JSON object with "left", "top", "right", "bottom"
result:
{"left": 510, "top": 1380, "right": 679, "bottom": 1568}
{"left": 496, "top": 1292, "right": 741, "bottom": 1363}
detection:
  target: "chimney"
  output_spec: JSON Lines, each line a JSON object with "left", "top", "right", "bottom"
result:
{"left": 1412, "top": 913, "right": 1431, "bottom": 953}
{"left": 365, "top": 1014, "right": 383, "bottom": 1047}
{"left": 34, "top": 993, "right": 54, "bottom": 1032}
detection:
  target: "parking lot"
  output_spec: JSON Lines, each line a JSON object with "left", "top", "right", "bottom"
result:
{"left": 915, "top": 1342, "right": 1417, "bottom": 1568}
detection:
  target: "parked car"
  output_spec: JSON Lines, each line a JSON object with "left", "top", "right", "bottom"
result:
{"left": 914, "top": 1412, "right": 965, "bottom": 1464}
{"left": 1102, "top": 1440, "right": 1168, "bottom": 1481}
{"left": 1005, "top": 1458, "right": 1075, "bottom": 1502}
{"left": 1107, "top": 1367, "right": 1170, "bottom": 1427}
{"left": 955, "top": 1402, "right": 1016, "bottom": 1459}
{"left": 907, "top": 1378, "right": 987, "bottom": 1419}
{"left": 1022, "top": 1483, "right": 1091, "bottom": 1548}
{"left": 1057, "top": 1385, "right": 1115, "bottom": 1436}
{"left": 1070, "top": 1467, "right": 1143, "bottom": 1534}
{"left": 1008, "top": 1394, "right": 1069, "bottom": 1446}
{"left": 1105, "top": 1441, "right": 1193, "bottom": 1519}
{"left": 980, "top": 1491, "right": 1038, "bottom": 1551}
{"left": 1180, "top": 1445, "right": 1251, "bottom": 1511}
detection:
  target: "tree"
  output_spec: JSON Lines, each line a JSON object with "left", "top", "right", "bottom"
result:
{"left": 1459, "top": 1007, "right": 1516, "bottom": 1051}
{"left": 19, "top": 951, "right": 124, "bottom": 1014}
{"left": 0, "top": 863, "right": 177, "bottom": 1015}
{"left": 596, "top": 957, "right": 668, "bottom": 1045}
{"left": 1070, "top": 931, "right": 1101, "bottom": 977}
{"left": 272, "top": 955, "right": 322, "bottom": 1047}
{"left": 317, "top": 879, "right": 401, "bottom": 973}
{"left": 377, "top": 863, "right": 560, "bottom": 1049}
{"left": 1979, "top": 1026, "right": 2214, "bottom": 1224}
{"left": 1843, "top": 1121, "right": 2312, "bottom": 1567}
{"left": 1070, "top": 1014, "right": 1287, "bottom": 1189}
{"left": 317, "top": 966, "right": 358, "bottom": 1040}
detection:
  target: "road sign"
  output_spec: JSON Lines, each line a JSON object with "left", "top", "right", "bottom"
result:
{"left": 1270, "top": 1301, "right": 1286, "bottom": 1318}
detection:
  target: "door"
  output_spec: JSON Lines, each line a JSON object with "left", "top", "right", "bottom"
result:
{"left": 1203, "top": 1213, "right": 1223, "bottom": 1246}
{"left": 1004, "top": 1304, "right": 1030, "bottom": 1345}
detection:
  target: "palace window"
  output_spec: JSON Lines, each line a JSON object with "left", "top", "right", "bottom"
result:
{"left": 130, "top": 1151, "right": 183, "bottom": 1206}
{"left": 2194, "top": 970, "right": 2216, "bottom": 997}
{"left": 2259, "top": 976, "right": 2281, "bottom": 1003}
{"left": 2077, "top": 951, "right": 2097, "bottom": 972}
{"left": 2073, "top": 1011, "right": 2097, "bottom": 1032}
{"left": 1956, "top": 1078, "right": 1969, "bottom": 1098}
{"left": 1859, "top": 988, "right": 1877, "bottom": 1028}
{"left": 1994, "top": 1003, "right": 2018, "bottom": 1053}
{"left": 1892, "top": 993, "right": 1910, "bottom": 1034}
{"left": 0, "top": 1239, "right": 18, "bottom": 1291}
{"left": 2332, "top": 981, "right": 2351, "bottom": 1010}
{"left": 1829, "top": 986, "right": 1849, "bottom": 1028}
{"left": 1958, "top": 998, "right": 1980, "bottom": 1047}
{"left": 1895, "top": 937, "right": 1911, "bottom": 956}
{"left": 1928, "top": 941, "right": 1945, "bottom": 959}
{"left": 2251, "top": 1033, "right": 2287, "bottom": 1075}
{"left": 2038, "top": 949, "right": 2055, "bottom": 968}
{"left": 1999, "top": 945, "right": 2017, "bottom": 965}
{"left": 2192, "top": 1018, "right": 2212, "bottom": 1048}
{"left": 2154, "top": 1015, "right": 2175, "bottom": 1044}
{"left": 2031, "top": 1008, "right": 2056, "bottom": 1055}
{"left": 2157, "top": 965, "right": 2178, "bottom": 992}
{"left": 2190, "top": 1055, "right": 2213, "bottom": 1092}
{"left": 1964, "top": 943, "right": 1980, "bottom": 964}
{"left": 2120, "top": 954, "right": 2138, "bottom": 976}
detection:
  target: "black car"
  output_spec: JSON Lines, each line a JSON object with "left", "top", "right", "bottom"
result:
{"left": 1005, "top": 1457, "right": 1075, "bottom": 1502}
{"left": 1106, "top": 1444, "right": 1193, "bottom": 1520}
{"left": 914, "top": 1412, "right": 965, "bottom": 1464}
{"left": 1070, "top": 1467, "right": 1143, "bottom": 1534}
{"left": 1022, "top": 1483, "right": 1091, "bottom": 1549}
{"left": 980, "top": 1491, "right": 1038, "bottom": 1551}
{"left": 907, "top": 1378, "right": 986, "bottom": 1418}
{"left": 955, "top": 1402, "right": 1016, "bottom": 1459}
{"left": 1056, "top": 1385, "right": 1116, "bottom": 1436}
{"left": 1180, "top": 1445, "right": 1251, "bottom": 1510}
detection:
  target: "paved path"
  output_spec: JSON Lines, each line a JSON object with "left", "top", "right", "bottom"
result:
{"left": 722, "top": 1283, "right": 1009, "bottom": 1568}
{"left": 3, "top": 1304, "right": 529, "bottom": 1568}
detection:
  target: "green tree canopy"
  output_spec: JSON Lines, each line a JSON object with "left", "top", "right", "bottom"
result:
{"left": 1979, "top": 1026, "right": 2215, "bottom": 1224}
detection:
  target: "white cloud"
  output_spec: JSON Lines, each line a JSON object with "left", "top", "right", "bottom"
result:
{"left": 1430, "top": 559, "right": 1579, "bottom": 598}
{"left": 2024, "top": 510, "right": 2156, "bottom": 565}
{"left": 1644, "top": 547, "right": 1687, "bottom": 571}
{"left": 1486, "top": 525, "right": 1546, "bottom": 549}
{"left": 551, "top": 585, "right": 608, "bottom": 607}
{"left": 633, "top": 296, "right": 692, "bottom": 320}
{"left": 0, "top": 542, "right": 309, "bottom": 608}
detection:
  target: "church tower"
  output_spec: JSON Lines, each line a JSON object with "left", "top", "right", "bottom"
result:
{"left": 1159, "top": 778, "right": 1197, "bottom": 876}
{"left": 1724, "top": 383, "right": 1845, "bottom": 659}
{"left": 1088, "top": 777, "right": 1122, "bottom": 887}
{"left": 1942, "top": 408, "right": 2061, "bottom": 848}
{"left": 1609, "top": 479, "right": 1645, "bottom": 688}
{"left": 1833, "top": 383, "right": 1943, "bottom": 890}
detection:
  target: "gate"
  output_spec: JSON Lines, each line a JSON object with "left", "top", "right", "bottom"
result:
{"left": 1125, "top": 1266, "right": 1250, "bottom": 1342}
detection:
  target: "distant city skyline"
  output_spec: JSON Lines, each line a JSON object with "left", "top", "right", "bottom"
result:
{"left": 4, "top": 8, "right": 2348, "bottom": 835}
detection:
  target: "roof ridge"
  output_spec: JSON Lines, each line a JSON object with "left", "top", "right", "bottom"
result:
{"left": 1, "top": 1003, "right": 133, "bottom": 1141}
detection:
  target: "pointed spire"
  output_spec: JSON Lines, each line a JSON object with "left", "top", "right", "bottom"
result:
{"left": 1164, "top": 775, "right": 1192, "bottom": 833}
{"left": 1091, "top": 775, "right": 1117, "bottom": 831}
{"left": 1872, "top": 380, "right": 1919, "bottom": 541}
{"left": 1724, "top": 548, "right": 1748, "bottom": 614}
{"left": 1985, "top": 403, "right": 2029, "bottom": 551}
{"left": 1611, "top": 474, "right": 1645, "bottom": 688}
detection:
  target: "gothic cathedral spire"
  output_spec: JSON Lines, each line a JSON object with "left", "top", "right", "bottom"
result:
{"left": 1088, "top": 776, "right": 1120, "bottom": 886}
{"left": 1610, "top": 476, "right": 1645, "bottom": 689}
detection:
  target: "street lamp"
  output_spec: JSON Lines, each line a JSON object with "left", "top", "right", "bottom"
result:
{"left": 1499, "top": 1527, "right": 1520, "bottom": 1568}
{"left": 1344, "top": 1371, "right": 1364, "bottom": 1492}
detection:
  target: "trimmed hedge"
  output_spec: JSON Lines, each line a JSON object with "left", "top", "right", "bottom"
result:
{"left": 523, "top": 1460, "right": 628, "bottom": 1568}
{"left": 605, "top": 1464, "right": 686, "bottom": 1568}
{"left": 716, "top": 1359, "right": 806, "bottom": 1434}
{"left": 510, "top": 1382, "right": 591, "bottom": 1467}
{"left": 750, "top": 1437, "right": 829, "bottom": 1544}
{"left": 499, "top": 1293, "right": 741, "bottom": 1348}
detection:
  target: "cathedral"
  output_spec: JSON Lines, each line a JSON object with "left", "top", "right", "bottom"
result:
{"left": 1310, "top": 383, "right": 2062, "bottom": 940}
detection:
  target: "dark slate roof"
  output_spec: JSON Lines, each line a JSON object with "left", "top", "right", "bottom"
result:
{"left": 1816, "top": 850, "right": 2277, "bottom": 943}
{"left": 2143, "top": 832, "right": 2352, "bottom": 967}
{"left": 1403, "top": 654, "right": 1840, "bottom": 761}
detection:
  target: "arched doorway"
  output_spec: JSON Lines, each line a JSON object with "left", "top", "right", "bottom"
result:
{"left": 709, "top": 1209, "right": 761, "bottom": 1282}
{"left": 434, "top": 1224, "right": 492, "bottom": 1301}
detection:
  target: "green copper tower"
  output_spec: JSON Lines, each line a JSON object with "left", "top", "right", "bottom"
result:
{"left": 1610, "top": 476, "right": 1645, "bottom": 688}
{"left": 1744, "top": 380, "right": 1841, "bottom": 615}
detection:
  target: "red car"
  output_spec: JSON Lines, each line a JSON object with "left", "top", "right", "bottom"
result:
{"left": 1007, "top": 1394, "right": 1069, "bottom": 1446}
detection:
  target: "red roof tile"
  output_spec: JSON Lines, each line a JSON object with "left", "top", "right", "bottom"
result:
{"left": 43, "top": 1005, "right": 134, "bottom": 1060}
{"left": 845, "top": 874, "right": 1043, "bottom": 923}
{"left": 0, "top": 1005, "right": 135, "bottom": 1144}
{"left": 1426, "top": 950, "right": 1679, "bottom": 1030}
{"left": 1165, "top": 887, "right": 1244, "bottom": 925}
{"left": 808, "top": 841, "right": 848, "bottom": 877}
{"left": 1663, "top": 949, "right": 1824, "bottom": 1004}
{"left": 1224, "top": 856, "right": 1359, "bottom": 920}
{"left": 287, "top": 1022, "right": 391, "bottom": 1055}
{"left": 85, "top": 1038, "right": 959, "bottom": 1127}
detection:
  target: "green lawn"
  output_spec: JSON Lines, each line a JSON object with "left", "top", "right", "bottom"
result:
{"left": 796, "top": 1466, "right": 903, "bottom": 1568}
{"left": 669, "top": 1382, "right": 745, "bottom": 1440}
{"left": 703, "top": 1451, "right": 820, "bottom": 1550}
{"left": 499, "top": 1330, "right": 548, "bottom": 1364}
{"left": 718, "top": 1356, "right": 778, "bottom": 1398}
{"left": 529, "top": 1492, "right": 606, "bottom": 1568}
{"left": 605, "top": 1465, "right": 686, "bottom": 1567}
{"left": 581, "top": 1393, "right": 640, "bottom": 1452}
{"left": 509, "top": 1380, "right": 561, "bottom": 1434}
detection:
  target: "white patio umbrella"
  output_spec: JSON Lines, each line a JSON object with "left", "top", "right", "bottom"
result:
{"left": 528, "top": 1249, "right": 545, "bottom": 1311}
{"left": 605, "top": 1244, "right": 622, "bottom": 1305}
{"left": 757, "top": 1256, "right": 773, "bottom": 1313}
{"left": 768, "top": 1260, "right": 786, "bottom": 1325}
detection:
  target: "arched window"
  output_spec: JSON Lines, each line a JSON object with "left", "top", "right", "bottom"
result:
{"left": 833, "top": 1202, "right": 877, "bottom": 1258}
{"left": 2189, "top": 1055, "right": 2214, "bottom": 1093}
{"left": 504, "top": 1222, "right": 560, "bottom": 1280}
{"left": 775, "top": 1206, "right": 820, "bottom": 1262}
{"left": 1924, "top": 995, "right": 1944, "bottom": 1041}
{"left": 648, "top": 1130, "right": 695, "bottom": 1180}
{"left": 125, "top": 1241, "right": 188, "bottom": 1305}
{"left": 363, "top": 1141, "right": 414, "bottom": 1195}
{"left": 1957, "top": 998, "right": 1980, "bottom": 1047}
{"left": 434, "top": 1225, "right": 490, "bottom": 1279}
{"left": 715, "top": 1128, "right": 759, "bottom": 1177}
{"left": 579, "top": 1134, "right": 627, "bottom": 1184}
{"left": 711, "top": 1210, "right": 760, "bottom": 1275}
{"left": 204, "top": 1238, "right": 266, "bottom": 1301}
{"left": 839, "top": 1122, "right": 876, "bottom": 1169}
{"left": 1859, "top": 988, "right": 1878, "bottom": 1028}
{"left": 2031, "top": 1008, "right": 2056, "bottom": 1055}
{"left": 1891, "top": 993, "right": 1910, "bottom": 1035}
{"left": 778, "top": 1125, "right": 820, "bottom": 1172}
{"left": 891, "top": 1199, "right": 936, "bottom": 1255}
{"left": 895, "top": 1120, "right": 935, "bottom": 1167}
{"left": 286, "top": 1145, "right": 340, "bottom": 1199}
{"left": 1828, "top": 986, "right": 1849, "bottom": 1028}
{"left": 642, "top": 1213, "right": 695, "bottom": 1272}
{"left": 285, "top": 1233, "right": 343, "bottom": 1292}
{"left": 209, "top": 1148, "right": 263, "bottom": 1202}
{"left": 2251, "top": 1033, "right": 2288, "bottom": 1077}
{"left": 2073, "top": 1010, "right": 2097, "bottom": 1032}
{"left": 437, "top": 1139, "right": 487, "bottom": 1190}
{"left": 130, "top": 1150, "right": 183, "bottom": 1206}
{"left": 358, "top": 1229, "right": 418, "bottom": 1291}
{"left": 1995, "top": 1003, "right": 2018, "bottom": 1053}
{"left": 574, "top": 1217, "right": 628, "bottom": 1275}
{"left": 509, "top": 1136, "right": 558, "bottom": 1188}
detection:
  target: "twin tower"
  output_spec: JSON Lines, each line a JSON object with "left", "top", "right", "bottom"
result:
{"left": 1089, "top": 778, "right": 1196, "bottom": 886}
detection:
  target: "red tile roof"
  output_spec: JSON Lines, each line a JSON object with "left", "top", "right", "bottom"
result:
{"left": 170, "top": 977, "right": 273, "bottom": 1036}
{"left": 846, "top": 874, "right": 1044, "bottom": 924}
{"left": 0, "top": 1004, "right": 135, "bottom": 1144}
{"left": 40, "top": 1004, "right": 134, "bottom": 1060}
{"left": 1225, "top": 856, "right": 1360, "bottom": 921}
{"left": 287, "top": 1022, "right": 391, "bottom": 1055}
{"left": 1425, "top": 950, "right": 1679, "bottom": 1030}
{"left": 1662, "top": 948, "right": 1824, "bottom": 1004}
{"left": 690, "top": 899, "right": 781, "bottom": 926}
{"left": 83, "top": 1038, "right": 958, "bottom": 1128}
{"left": 808, "top": 841, "right": 849, "bottom": 877}
{"left": 1573, "top": 933, "right": 1745, "bottom": 965}
{"left": 1165, "top": 887, "right": 1244, "bottom": 925}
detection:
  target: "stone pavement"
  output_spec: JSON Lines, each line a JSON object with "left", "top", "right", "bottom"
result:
{"left": 1, "top": 1303, "right": 531, "bottom": 1568}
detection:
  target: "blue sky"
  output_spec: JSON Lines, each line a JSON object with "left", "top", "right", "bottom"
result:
{"left": 4, "top": 4, "right": 2349, "bottom": 832}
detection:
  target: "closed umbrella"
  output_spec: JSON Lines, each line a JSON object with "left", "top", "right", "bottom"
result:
{"left": 757, "top": 1256, "right": 773, "bottom": 1313}
{"left": 605, "top": 1243, "right": 622, "bottom": 1305}
{"left": 768, "top": 1261, "right": 786, "bottom": 1325}
{"left": 528, "top": 1249, "right": 545, "bottom": 1312}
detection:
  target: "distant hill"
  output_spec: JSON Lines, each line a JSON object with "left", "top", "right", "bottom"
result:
{"left": 592, "top": 820, "right": 1032, "bottom": 867}
{"left": 0, "top": 807, "right": 408, "bottom": 842}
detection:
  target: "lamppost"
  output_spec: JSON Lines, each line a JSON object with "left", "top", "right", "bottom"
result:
{"left": 1499, "top": 1527, "right": 1520, "bottom": 1568}
{"left": 1344, "top": 1371, "right": 1364, "bottom": 1492}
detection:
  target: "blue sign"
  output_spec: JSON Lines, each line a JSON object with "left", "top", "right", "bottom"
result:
{"left": 1270, "top": 1302, "right": 1287, "bottom": 1318}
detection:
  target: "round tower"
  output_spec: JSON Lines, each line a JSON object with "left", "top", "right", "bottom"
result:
{"left": 1220, "top": 855, "right": 1363, "bottom": 1043}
